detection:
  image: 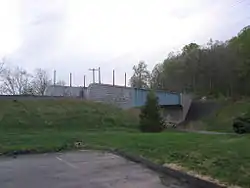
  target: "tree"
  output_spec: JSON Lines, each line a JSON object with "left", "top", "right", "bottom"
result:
{"left": 0, "top": 60, "right": 4, "bottom": 75}
{"left": 139, "top": 90, "right": 164, "bottom": 132}
{"left": 31, "top": 68, "right": 52, "bottom": 95}
{"left": 150, "top": 63, "right": 164, "bottom": 89}
{"left": 182, "top": 43, "right": 200, "bottom": 54}
{"left": 0, "top": 66, "right": 32, "bottom": 95}
{"left": 148, "top": 25, "right": 250, "bottom": 98}
{"left": 228, "top": 26, "right": 250, "bottom": 96}
{"left": 130, "top": 61, "right": 150, "bottom": 88}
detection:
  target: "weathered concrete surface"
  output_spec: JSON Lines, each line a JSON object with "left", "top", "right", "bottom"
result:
{"left": 45, "top": 85, "right": 87, "bottom": 98}
{"left": 184, "top": 100, "right": 222, "bottom": 123}
{"left": 0, "top": 151, "right": 188, "bottom": 188}
{"left": 87, "top": 84, "right": 134, "bottom": 109}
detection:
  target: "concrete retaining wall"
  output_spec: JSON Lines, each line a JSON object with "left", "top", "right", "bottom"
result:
{"left": 44, "top": 85, "right": 87, "bottom": 98}
{"left": 185, "top": 100, "right": 222, "bottom": 122}
{"left": 180, "top": 93, "right": 193, "bottom": 122}
{"left": 161, "top": 94, "right": 192, "bottom": 124}
{"left": 161, "top": 106, "right": 183, "bottom": 123}
{"left": 44, "top": 84, "right": 182, "bottom": 107}
{"left": 87, "top": 84, "right": 134, "bottom": 109}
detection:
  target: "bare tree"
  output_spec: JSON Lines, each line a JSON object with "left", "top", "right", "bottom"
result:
{"left": 0, "top": 58, "right": 6, "bottom": 77}
{"left": 0, "top": 66, "right": 32, "bottom": 95}
{"left": 0, "top": 61, "right": 4, "bottom": 75}
{"left": 31, "top": 68, "right": 52, "bottom": 95}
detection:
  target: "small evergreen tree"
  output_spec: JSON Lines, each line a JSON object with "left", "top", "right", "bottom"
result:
{"left": 139, "top": 90, "right": 165, "bottom": 132}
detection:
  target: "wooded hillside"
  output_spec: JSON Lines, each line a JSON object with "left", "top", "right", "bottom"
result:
{"left": 131, "top": 25, "right": 250, "bottom": 98}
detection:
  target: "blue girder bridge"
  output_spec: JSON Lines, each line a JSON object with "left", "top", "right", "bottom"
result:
{"left": 133, "top": 88, "right": 181, "bottom": 107}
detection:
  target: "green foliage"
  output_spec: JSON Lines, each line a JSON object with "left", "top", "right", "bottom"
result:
{"left": 130, "top": 61, "right": 150, "bottom": 88}
{"left": 182, "top": 42, "right": 200, "bottom": 54}
{"left": 139, "top": 90, "right": 164, "bottom": 132}
{"left": 200, "top": 100, "right": 250, "bottom": 132}
{"left": 150, "top": 25, "right": 250, "bottom": 97}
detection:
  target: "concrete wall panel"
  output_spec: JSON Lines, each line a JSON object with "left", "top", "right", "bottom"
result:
{"left": 87, "top": 84, "right": 134, "bottom": 109}
{"left": 44, "top": 86, "right": 87, "bottom": 98}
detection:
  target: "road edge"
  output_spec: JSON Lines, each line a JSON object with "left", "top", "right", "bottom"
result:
{"left": 110, "top": 149, "right": 226, "bottom": 188}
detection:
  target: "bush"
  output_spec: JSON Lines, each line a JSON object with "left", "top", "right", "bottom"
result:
{"left": 139, "top": 90, "right": 164, "bottom": 132}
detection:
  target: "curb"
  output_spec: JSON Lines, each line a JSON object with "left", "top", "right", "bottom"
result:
{"left": 111, "top": 149, "right": 226, "bottom": 188}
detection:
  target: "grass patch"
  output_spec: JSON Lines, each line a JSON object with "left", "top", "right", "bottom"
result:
{"left": 1, "top": 131, "right": 250, "bottom": 187}
{"left": 187, "top": 100, "right": 250, "bottom": 133}
{"left": 205, "top": 100, "right": 250, "bottom": 132}
{"left": 0, "top": 99, "right": 139, "bottom": 132}
{"left": 1, "top": 99, "right": 250, "bottom": 187}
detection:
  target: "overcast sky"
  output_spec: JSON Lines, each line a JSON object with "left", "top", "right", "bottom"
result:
{"left": 0, "top": 0, "right": 249, "bottom": 86}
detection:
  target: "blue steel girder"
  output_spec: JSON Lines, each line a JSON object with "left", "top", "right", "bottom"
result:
{"left": 133, "top": 88, "right": 180, "bottom": 107}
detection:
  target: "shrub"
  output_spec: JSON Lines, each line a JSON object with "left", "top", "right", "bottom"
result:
{"left": 139, "top": 90, "right": 164, "bottom": 132}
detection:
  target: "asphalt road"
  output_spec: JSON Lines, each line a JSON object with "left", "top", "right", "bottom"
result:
{"left": 0, "top": 150, "right": 188, "bottom": 188}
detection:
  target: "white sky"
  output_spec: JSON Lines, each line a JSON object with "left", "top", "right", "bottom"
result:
{"left": 0, "top": 0, "right": 249, "bottom": 86}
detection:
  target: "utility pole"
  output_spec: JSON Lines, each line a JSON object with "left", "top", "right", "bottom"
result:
{"left": 69, "top": 73, "right": 72, "bottom": 87}
{"left": 53, "top": 70, "right": 56, "bottom": 86}
{"left": 98, "top": 67, "right": 101, "bottom": 84}
{"left": 89, "top": 68, "right": 99, "bottom": 83}
{"left": 112, "top": 69, "right": 115, "bottom": 86}
{"left": 84, "top": 75, "right": 86, "bottom": 88}
{"left": 124, "top": 72, "right": 127, "bottom": 87}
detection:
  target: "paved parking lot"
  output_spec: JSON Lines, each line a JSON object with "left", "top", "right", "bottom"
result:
{"left": 0, "top": 150, "right": 188, "bottom": 188}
